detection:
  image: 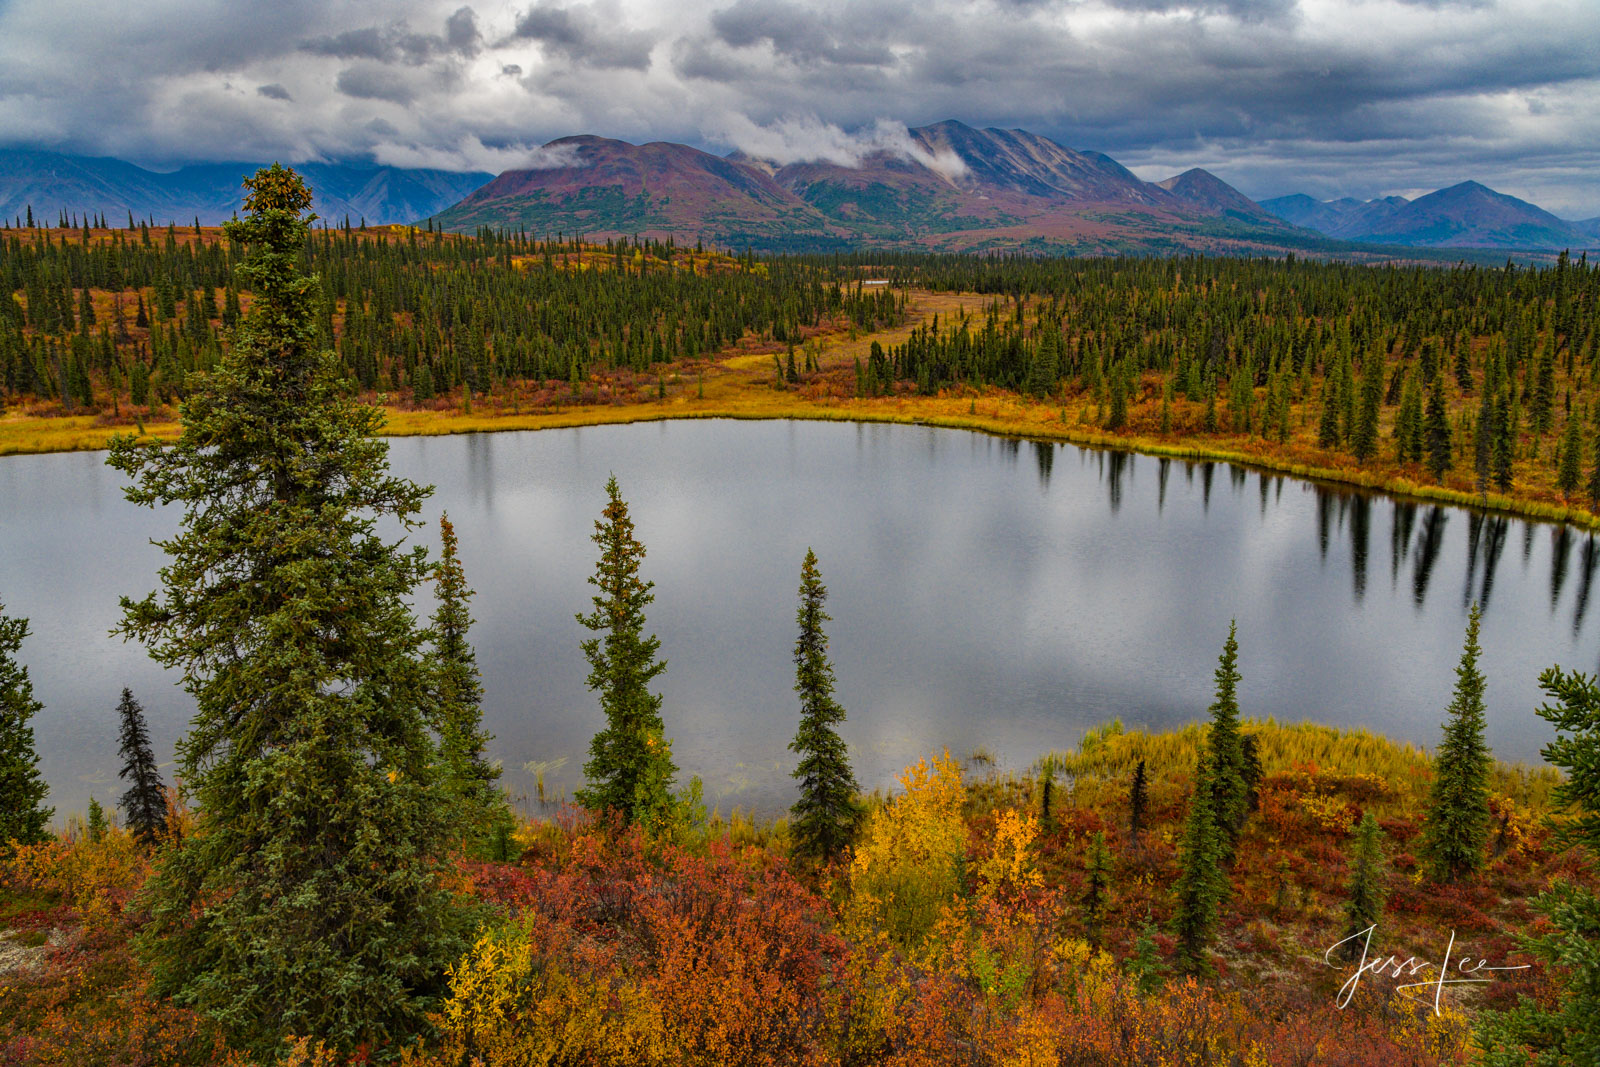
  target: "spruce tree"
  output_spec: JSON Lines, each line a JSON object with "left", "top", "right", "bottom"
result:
{"left": 0, "top": 598, "right": 51, "bottom": 846}
{"left": 1419, "top": 604, "right": 1493, "bottom": 882}
{"left": 1129, "top": 758, "right": 1148, "bottom": 845}
{"left": 1207, "top": 622, "right": 1249, "bottom": 849}
{"left": 115, "top": 687, "right": 168, "bottom": 844}
{"left": 1340, "top": 810, "right": 1387, "bottom": 961}
{"left": 1082, "top": 829, "right": 1113, "bottom": 945}
{"left": 788, "top": 549, "right": 859, "bottom": 863}
{"left": 429, "top": 514, "right": 500, "bottom": 834}
{"left": 1590, "top": 422, "right": 1600, "bottom": 509}
{"left": 1476, "top": 667, "right": 1600, "bottom": 1065}
{"left": 1494, "top": 391, "right": 1516, "bottom": 492}
{"left": 1424, "top": 372, "right": 1454, "bottom": 480}
{"left": 1351, "top": 350, "right": 1383, "bottom": 462}
{"left": 574, "top": 475, "right": 676, "bottom": 826}
{"left": 87, "top": 797, "right": 107, "bottom": 842}
{"left": 1171, "top": 751, "right": 1228, "bottom": 973}
{"left": 1027, "top": 327, "right": 1059, "bottom": 398}
{"left": 1318, "top": 371, "right": 1342, "bottom": 448}
{"left": 1557, "top": 410, "right": 1584, "bottom": 498}
{"left": 108, "top": 166, "right": 460, "bottom": 1052}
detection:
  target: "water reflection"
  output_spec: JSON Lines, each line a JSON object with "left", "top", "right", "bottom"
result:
{"left": 1350, "top": 495, "right": 1370, "bottom": 601}
{"left": 4, "top": 421, "right": 1595, "bottom": 818}
{"left": 1106, "top": 451, "right": 1129, "bottom": 514}
{"left": 1551, "top": 526, "right": 1572, "bottom": 610}
{"left": 1032, "top": 441, "right": 1054, "bottom": 487}
{"left": 1575, "top": 538, "right": 1598, "bottom": 635}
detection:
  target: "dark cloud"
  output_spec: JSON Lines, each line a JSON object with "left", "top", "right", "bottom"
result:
{"left": 336, "top": 64, "right": 417, "bottom": 104}
{"left": 0, "top": 0, "right": 1594, "bottom": 213}
{"left": 509, "top": 3, "right": 654, "bottom": 69}
{"left": 710, "top": 0, "right": 895, "bottom": 65}
{"left": 446, "top": 7, "right": 482, "bottom": 54}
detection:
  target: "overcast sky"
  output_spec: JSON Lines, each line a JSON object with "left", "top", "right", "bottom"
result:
{"left": 0, "top": 0, "right": 1595, "bottom": 215}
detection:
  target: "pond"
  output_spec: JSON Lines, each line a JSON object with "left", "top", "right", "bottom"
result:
{"left": 2, "top": 419, "right": 1594, "bottom": 819}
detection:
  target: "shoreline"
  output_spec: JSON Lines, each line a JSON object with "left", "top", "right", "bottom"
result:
{"left": 9, "top": 398, "right": 1598, "bottom": 532}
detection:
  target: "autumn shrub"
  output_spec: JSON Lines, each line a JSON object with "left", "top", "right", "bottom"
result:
{"left": 424, "top": 827, "right": 840, "bottom": 1067}
{"left": 845, "top": 750, "right": 967, "bottom": 951}
{"left": 1, "top": 823, "right": 150, "bottom": 940}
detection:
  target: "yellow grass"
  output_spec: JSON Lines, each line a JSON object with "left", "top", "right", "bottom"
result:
{"left": 1039, "top": 718, "right": 1563, "bottom": 818}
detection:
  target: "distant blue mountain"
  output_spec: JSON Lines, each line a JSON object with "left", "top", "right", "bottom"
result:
{"left": 0, "top": 149, "right": 492, "bottom": 226}
{"left": 1260, "top": 182, "right": 1596, "bottom": 251}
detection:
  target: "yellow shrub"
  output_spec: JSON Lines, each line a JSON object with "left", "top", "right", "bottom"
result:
{"left": 845, "top": 750, "right": 967, "bottom": 950}
{"left": 975, "top": 809, "right": 1043, "bottom": 901}
{"left": 432, "top": 920, "right": 666, "bottom": 1067}
{"left": 2, "top": 825, "right": 149, "bottom": 936}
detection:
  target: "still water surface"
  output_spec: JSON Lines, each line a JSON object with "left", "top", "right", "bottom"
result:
{"left": 3, "top": 419, "right": 1596, "bottom": 818}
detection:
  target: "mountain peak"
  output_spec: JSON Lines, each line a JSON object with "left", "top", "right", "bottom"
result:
{"left": 1157, "top": 168, "right": 1270, "bottom": 219}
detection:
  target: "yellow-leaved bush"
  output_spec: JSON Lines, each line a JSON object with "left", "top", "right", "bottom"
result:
{"left": 844, "top": 749, "right": 967, "bottom": 950}
{"left": 414, "top": 915, "right": 666, "bottom": 1067}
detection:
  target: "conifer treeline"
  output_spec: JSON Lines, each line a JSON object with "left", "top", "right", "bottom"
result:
{"left": 0, "top": 224, "right": 904, "bottom": 410}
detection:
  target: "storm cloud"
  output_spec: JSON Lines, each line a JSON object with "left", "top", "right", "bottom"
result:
{"left": 0, "top": 0, "right": 1594, "bottom": 215}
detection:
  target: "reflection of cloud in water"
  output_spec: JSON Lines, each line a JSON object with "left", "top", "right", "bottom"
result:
{"left": 3, "top": 420, "right": 1591, "bottom": 818}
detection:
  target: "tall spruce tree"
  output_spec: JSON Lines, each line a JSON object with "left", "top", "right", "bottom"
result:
{"left": 0, "top": 599, "right": 51, "bottom": 846}
{"left": 115, "top": 687, "right": 168, "bottom": 844}
{"left": 1557, "top": 410, "right": 1584, "bottom": 498}
{"left": 429, "top": 513, "right": 501, "bottom": 832}
{"left": 574, "top": 475, "right": 676, "bottom": 826}
{"left": 1424, "top": 372, "right": 1454, "bottom": 480}
{"left": 1351, "top": 350, "right": 1384, "bottom": 462}
{"left": 1419, "top": 604, "right": 1494, "bottom": 882}
{"left": 1340, "top": 810, "right": 1387, "bottom": 962}
{"left": 108, "top": 165, "right": 460, "bottom": 1053}
{"left": 1207, "top": 622, "right": 1249, "bottom": 849}
{"left": 1171, "top": 751, "right": 1229, "bottom": 974}
{"left": 788, "top": 549, "right": 859, "bottom": 863}
{"left": 1477, "top": 667, "right": 1600, "bottom": 1065}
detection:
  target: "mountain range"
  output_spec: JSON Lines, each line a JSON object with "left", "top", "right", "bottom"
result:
{"left": 427, "top": 121, "right": 1309, "bottom": 255}
{"left": 0, "top": 150, "right": 492, "bottom": 227}
{"left": 1259, "top": 182, "right": 1593, "bottom": 250}
{"left": 2, "top": 124, "right": 1595, "bottom": 256}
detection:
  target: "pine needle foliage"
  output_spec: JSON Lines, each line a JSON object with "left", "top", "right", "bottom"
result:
{"left": 0, "top": 598, "right": 51, "bottom": 847}
{"left": 574, "top": 475, "right": 676, "bottom": 826}
{"left": 107, "top": 165, "right": 461, "bottom": 1053}
{"left": 1479, "top": 667, "right": 1600, "bottom": 1066}
{"left": 1419, "top": 604, "right": 1494, "bottom": 882}
{"left": 1207, "top": 622, "right": 1249, "bottom": 851}
{"left": 788, "top": 549, "right": 860, "bottom": 864}
{"left": 1340, "top": 810, "right": 1387, "bottom": 961}
{"left": 1081, "top": 830, "right": 1113, "bottom": 945}
{"left": 430, "top": 513, "right": 501, "bottom": 833}
{"left": 114, "top": 687, "right": 168, "bottom": 844}
{"left": 1170, "top": 752, "right": 1229, "bottom": 974}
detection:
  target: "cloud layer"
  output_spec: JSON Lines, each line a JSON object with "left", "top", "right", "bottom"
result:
{"left": 0, "top": 0, "right": 1595, "bottom": 215}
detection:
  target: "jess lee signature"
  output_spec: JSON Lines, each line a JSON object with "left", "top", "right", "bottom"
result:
{"left": 1324, "top": 926, "right": 1529, "bottom": 1014}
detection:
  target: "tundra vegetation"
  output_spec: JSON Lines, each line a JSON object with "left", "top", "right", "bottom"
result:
{"left": 0, "top": 172, "right": 1598, "bottom": 1066}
